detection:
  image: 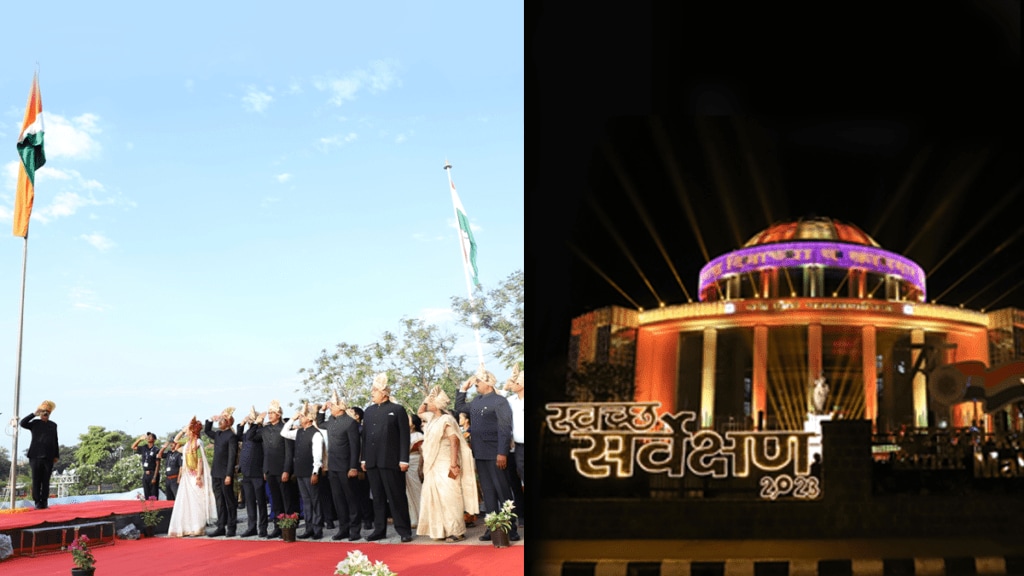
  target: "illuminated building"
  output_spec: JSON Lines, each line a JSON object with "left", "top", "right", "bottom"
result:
{"left": 569, "top": 217, "right": 1022, "bottom": 433}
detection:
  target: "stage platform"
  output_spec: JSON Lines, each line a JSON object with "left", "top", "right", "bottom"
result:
{"left": 0, "top": 499, "right": 174, "bottom": 557}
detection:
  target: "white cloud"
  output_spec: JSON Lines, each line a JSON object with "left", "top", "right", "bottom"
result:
{"left": 185, "top": 79, "right": 194, "bottom": 92}
{"left": 276, "top": 173, "right": 291, "bottom": 183}
{"left": 43, "top": 112, "right": 103, "bottom": 160}
{"left": 288, "top": 81, "right": 302, "bottom": 94}
{"left": 315, "top": 59, "right": 401, "bottom": 106}
{"left": 419, "top": 307, "right": 455, "bottom": 325}
{"left": 317, "top": 133, "right": 357, "bottom": 152}
{"left": 70, "top": 286, "right": 106, "bottom": 312}
{"left": 80, "top": 232, "right": 115, "bottom": 251}
{"left": 395, "top": 134, "right": 407, "bottom": 144}
{"left": 412, "top": 232, "right": 445, "bottom": 243}
{"left": 126, "top": 142, "right": 134, "bottom": 151}
{"left": 243, "top": 86, "right": 274, "bottom": 113}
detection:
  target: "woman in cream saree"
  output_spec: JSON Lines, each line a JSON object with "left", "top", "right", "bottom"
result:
{"left": 416, "top": 386, "right": 479, "bottom": 542}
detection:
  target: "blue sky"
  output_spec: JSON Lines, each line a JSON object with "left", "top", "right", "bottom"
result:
{"left": 0, "top": 3, "right": 523, "bottom": 445}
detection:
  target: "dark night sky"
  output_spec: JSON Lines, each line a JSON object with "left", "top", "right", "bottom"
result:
{"left": 529, "top": 3, "right": 1022, "bottom": 395}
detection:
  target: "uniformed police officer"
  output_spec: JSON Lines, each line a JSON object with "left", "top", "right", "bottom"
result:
{"left": 131, "top": 432, "right": 162, "bottom": 500}
{"left": 158, "top": 435, "right": 183, "bottom": 500}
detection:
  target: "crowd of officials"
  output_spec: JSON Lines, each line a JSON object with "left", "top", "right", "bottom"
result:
{"left": 20, "top": 367, "right": 525, "bottom": 544}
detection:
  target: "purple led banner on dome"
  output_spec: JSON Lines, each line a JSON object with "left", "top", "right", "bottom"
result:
{"left": 698, "top": 241, "right": 926, "bottom": 299}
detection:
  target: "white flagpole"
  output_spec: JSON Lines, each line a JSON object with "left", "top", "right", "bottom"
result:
{"left": 444, "top": 160, "right": 485, "bottom": 369}
{"left": 9, "top": 236, "right": 28, "bottom": 509}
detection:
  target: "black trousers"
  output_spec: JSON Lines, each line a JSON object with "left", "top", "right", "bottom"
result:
{"left": 354, "top": 473, "right": 373, "bottom": 526}
{"left": 241, "top": 475, "right": 268, "bottom": 533}
{"left": 476, "top": 458, "right": 519, "bottom": 536}
{"left": 142, "top": 470, "right": 160, "bottom": 500}
{"left": 366, "top": 467, "right": 411, "bottom": 538}
{"left": 29, "top": 458, "right": 53, "bottom": 508}
{"left": 327, "top": 470, "right": 361, "bottom": 536}
{"left": 296, "top": 476, "right": 322, "bottom": 537}
{"left": 319, "top": 473, "right": 336, "bottom": 523}
{"left": 212, "top": 476, "right": 237, "bottom": 531}
{"left": 165, "top": 476, "right": 179, "bottom": 501}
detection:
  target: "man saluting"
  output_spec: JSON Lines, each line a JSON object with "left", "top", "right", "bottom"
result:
{"left": 21, "top": 400, "right": 59, "bottom": 510}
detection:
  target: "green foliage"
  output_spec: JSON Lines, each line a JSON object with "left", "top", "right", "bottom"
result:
{"left": 109, "top": 455, "right": 143, "bottom": 492}
{"left": 76, "top": 426, "right": 132, "bottom": 469}
{"left": 451, "top": 269, "right": 523, "bottom": 369}
{"left": 298, "top": 318, "right": 470, "bottom": 412}
{"left": 56, "top": 444, "right": 76, "bottom": 474}
{"left": 74, "top": 464, "right": 104, "bottom": 494}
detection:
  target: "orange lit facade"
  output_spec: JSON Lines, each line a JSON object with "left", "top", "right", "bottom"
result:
{"left": 569, "top": 218, "right": 1021, "bottom": 434}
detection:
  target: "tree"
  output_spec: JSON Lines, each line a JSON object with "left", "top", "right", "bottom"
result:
{"left": 371, "top": 318, "right": 469, "bottom": 409}
{"left": 76, "top": 426, "right": 132, "bottom": 470}
{"left": 74, "top": 464, "right": 104, "bottom": 494}
{"left": 451, "top": 269, "right": 523, "bottom": 369}
{"left": 109, "top": 455, "right": 142, "bottom": 492}
{"left": 56, "top": 444, "right": 76, "bottom": 474}
{"left": 298, "top": 318, "right": 471, "bottom": 412}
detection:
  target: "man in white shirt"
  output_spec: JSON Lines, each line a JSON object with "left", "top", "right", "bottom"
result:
{"left": 505, "top": 366, "right": 525, "bottom": 526}
{"left": 281, "top": 402, "right": 325, "bottom": 539}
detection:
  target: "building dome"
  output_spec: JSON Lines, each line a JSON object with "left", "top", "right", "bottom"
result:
{"left": 743, "top": 217, "right": 880, "bottom": 248}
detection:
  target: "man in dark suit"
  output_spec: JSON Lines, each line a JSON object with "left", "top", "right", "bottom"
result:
{"left": 360, "top": 373, "right": 414, "bottom": 542}
{"left": 456, "top": 367, "right": 520, "bottom": 542}
{"left": 319, "top": 391, "right": 363, "bottom": 541}
{"left": 236, "top": 407, "right": 267, "bottom": 537}
{"left": 205, "top": 407, "right": 238, "bottom": 537}
{"left": 20, "top": 400, "right": 59, "bottom": 510}
{"left": 251, "top": 399, "right": 294, "bottom": 539}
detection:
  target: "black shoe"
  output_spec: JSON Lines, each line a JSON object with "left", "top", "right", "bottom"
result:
{"left": 258, "top": 531, "right": 268, "bottom": 538}
{"left": 226, "top": 530, "right": 236, "bottom": 537}
{"left": 266, "top": 529, "right": 281, "bottom": 539}
{"left": 349, "top": 534, "right": 362, "bottom": 542}
{"left": 331, "top": 532, "right": 346, "bottom": 541}
{"left": 237, "top": 501, "right": 245, "bottom": 509}
{"left": 297, "top": 532, "right": 313, "bottom": 539}
{"left": 208, "top": 528, "right": 226, "bottom": 537}
{"left": 509, "top": 532, "right": 521, "bottom": 541}
{"left": 325, "top": 520, "right": 336, "bottom": 529}
{"left": 363, "top": 521, "right": 374, "bottom": 530}
{"left": 312, "top": 532, "right": 323, "bottom": 540}
{"left": 400, "top": 535, "right": 414, "bottom": 543}
{"left": 478, "top": 533, "right": 491, "bottom": 541}
{"left": 365, "top": 532, "right": 386, "bottom": 541}
{"left": 239, "top": 528, "right": 257, "bottom": 538}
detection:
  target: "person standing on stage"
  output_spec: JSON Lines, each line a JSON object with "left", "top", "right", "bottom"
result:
{"left": 320, "top": 391, "right": 363, "bottom": 541}
{"left": 20, "top": 400, "right": 59, "bottom": 510}
{"left": 251, "top": 400, "right": 295, "bottom": 538}
{"left": 158, "top": 435, "right": 183, "bottom": 501}
{"left": 455, "top": 366, "right": 520, "bottom": 542}
{"left": 361, "top": 372, "right": 414, "bottom": 542}
{"left": 131, "top": 432, "right": 162, "bottom": 500}
{"left": 237, "top": 406, "right": 268, "bottom": 537}
{"left": 504, "top": 365, "right": 525, "bottom": 527}
{"left": 347, "top": 406, "right": 374, "bottom": 530}
{"left": 205, "top": 407, "right": 238, "bottom": 537}
{"left": 282, "top": 402, "right": 325, "bottom": 540}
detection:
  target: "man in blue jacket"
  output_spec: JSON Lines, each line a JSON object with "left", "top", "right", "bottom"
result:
{"left": 455, "top": 367, "right": 520, "bottom": 542}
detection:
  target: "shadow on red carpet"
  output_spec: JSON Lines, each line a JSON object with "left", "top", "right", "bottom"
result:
{"left": 1, "top": 535, "right": 524, "bottom": 576}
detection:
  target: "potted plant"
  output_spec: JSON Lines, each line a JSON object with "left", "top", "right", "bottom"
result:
{"left": 483, "top": 499, "right": 517, "bottom": 548}
{"left": 275, "top": 512, "right": 299, "bottom": 542}
{"left": 67, "top": 533, "right": 96, "bottom": 575}
{"left": 137, "top": 494, "right": 163, "bottom": 537}
{"left": 335, "top": 549, "right": 397, "bottom": 576}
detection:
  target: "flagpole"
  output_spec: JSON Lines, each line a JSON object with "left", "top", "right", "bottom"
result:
{"left": 9, "top": 236, "right": 28, "bottom": 509}
{"left": 444, "top": 160, "right": 485, "bottom": 369}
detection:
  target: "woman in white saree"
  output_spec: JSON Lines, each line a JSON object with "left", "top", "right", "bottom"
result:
{"left": 415, "top": 386, "right": 479, "bottom": 542}
{"left": 167, "top": 416, "right": 218, "bottom": 537}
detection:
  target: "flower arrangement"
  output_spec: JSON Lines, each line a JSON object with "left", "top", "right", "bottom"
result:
{"left": 67, "top": 534, "right": 96, "bottom": 571}
{"left": 137, "top": 494, "right": 163, "bottom": 527}
{"left": 275, "top": 512, "right": 299, "bottom": 529}
{"left": 335, "top": 550, "right": 396, "bottom": 576}
{"left": 483, "top": 499, "right": 517, "bottom": 534}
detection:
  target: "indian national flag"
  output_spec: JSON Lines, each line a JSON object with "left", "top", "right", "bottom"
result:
{"left": 14, "top": 73, "right": 46, "bottom": 238}
{"left": 450, "top": 180, "right": 480, "bottom": 287}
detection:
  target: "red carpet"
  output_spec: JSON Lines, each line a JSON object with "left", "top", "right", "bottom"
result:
{"left": 0, "top": 500, "right": 174, "bottom": 531}
{"left": 0, "top": 534, "right": 524, "bottom": 575}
